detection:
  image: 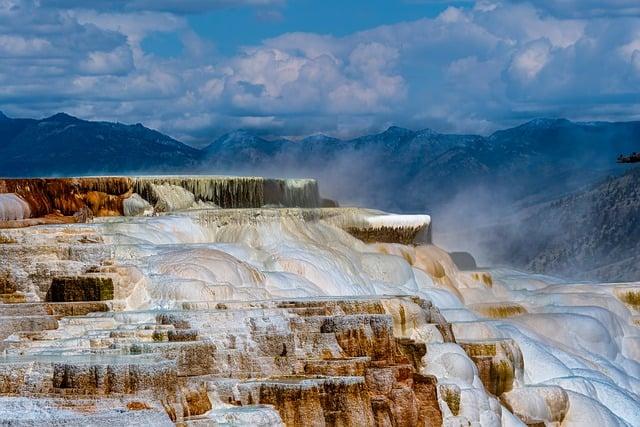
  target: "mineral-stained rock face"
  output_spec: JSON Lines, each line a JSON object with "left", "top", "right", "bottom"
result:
{"left": 0, "top": 176, "right": 639, "bottom": 426}
{"left": 458, "top": 339, "right": 522, "bottom": 396}
{"left": 0, "top": 176, "right": 322, "bottom": 224}
{"left": 0, "top": 177, "right": 132, "bottom": 218}
{"left": 47, "top": 276, "right": 114, "bottom": 302}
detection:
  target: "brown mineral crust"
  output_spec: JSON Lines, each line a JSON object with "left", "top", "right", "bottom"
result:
{"left": 0, "top": 213, "right": 77, "bottom": 228}
{"left": 162, "top": 341, "right": 218, "bottom": 377}
{"left": 51, "top": 360, "right": 178, "bottom": 397}
{"left": 257, "top": 380, "right": 325, "bottom": 426}
{"left": 0, "top": 177, "right": 133, "bottom": 218}
{"left": 180, "top": 385, "right": 212, "bottom": 417}
{"left": 459, "top": 340, "right": 521, "bottom": 396}
{"left": 167, "top": 329, "right": 198, "bottom": 342}
{"left": 126, "top": 401, "right": 153, "bottom": 411}
{"left": 346, "top": 225, "right": 425, "bottom": 245}
{"left": 413, "top": 374, "right": 443, "bottom": 426}
{"left": 320, "top": 315, "right": 396, "bottom": 362}
{"left": 293, "top": 305, "right": 443, "bottom": 426}
{"left": 0, "top": 315, "right": 59, "bottom": 340}
{"left": 255, "top": 377, "right": 375, "bottom": 427}
{"left": 0, "top": 357, "right": 179, "bottom": 399}
{"left": 320, "top": 378, "right": 375, "bottom": 426}
{"left": 0, "top": 301, "right": 108, "bottom": 318}
{"left": 304, "top": 357, "right": 369, "bottom": 377}
{"left": 44, "top": 301, "right": 110, "bottom": 317}
{"left": 336, "top": 300, "right": 386, "bottom": 315}
{"left": 0, "top": 271, "right": 17, "bottom": 294}
{"left": 47, "top": 276, "right": 115, "bottom": 302}
{"left": 188, "top": 297, "right": 449, "bottom": 426}
{"left": 395, "top": 338, "right": 427, "bottom": 370}
{"left": 361, "top": 362, "right": 443, "bottom": 427}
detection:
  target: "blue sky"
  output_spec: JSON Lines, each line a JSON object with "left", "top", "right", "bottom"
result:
{"left": 174, "top": 1, "right": 453, "bottom": 55}
{"left": 1, "top": 1, "right": 640, "bottom": 143}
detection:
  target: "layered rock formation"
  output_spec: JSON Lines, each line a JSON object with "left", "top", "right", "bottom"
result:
{"left": 0, "top": 176, "right": 639, "bottom": 426}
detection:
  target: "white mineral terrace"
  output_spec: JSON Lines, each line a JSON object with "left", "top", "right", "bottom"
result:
{"left": 0, "top": 177, "right": 638, "bottom": 426}
{"left": 362, "top": 214, "right": 431, "bottom": 229}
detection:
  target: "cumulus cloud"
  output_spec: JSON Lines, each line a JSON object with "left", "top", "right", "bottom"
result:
{"left": 514, "top": 0, "right": 640, "bottom": 18}
{"left": 419, "top": 1, "right": 640, "bottom": 17}
{"left": 507, "top": 39, "right": 552, "bottom": 82}
{"left": 0, "top": 0, "right": 640, "bottom": 142}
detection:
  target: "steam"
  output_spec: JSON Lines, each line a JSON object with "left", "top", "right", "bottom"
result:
{"left": 186, "top": 137, "right": 640, "bottom": 282}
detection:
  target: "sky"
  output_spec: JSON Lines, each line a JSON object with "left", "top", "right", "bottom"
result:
{"left": 1, "top": 0, "right": 640, "bottom": 144}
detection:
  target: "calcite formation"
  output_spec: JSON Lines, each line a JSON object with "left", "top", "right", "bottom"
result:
{"left": 0, "top": 176, "right": 639, "bottom": 426}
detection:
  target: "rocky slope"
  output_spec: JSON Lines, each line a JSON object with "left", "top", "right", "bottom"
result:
{"left": 440, "top": 167, "right": 640, "bottom": 282}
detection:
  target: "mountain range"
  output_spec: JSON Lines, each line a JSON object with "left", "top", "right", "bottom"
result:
{"left": 0, "top": 112, "right": 199, "bottom": 176}
{"left": 1, "top": 111, "right": 639, "bottom": 281}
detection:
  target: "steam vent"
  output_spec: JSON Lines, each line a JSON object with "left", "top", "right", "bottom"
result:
{"left": 1, "top": 175, "right": 639, "bottom": 426}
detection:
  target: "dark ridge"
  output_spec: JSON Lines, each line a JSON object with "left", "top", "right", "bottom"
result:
{"left": 617, "top": 152, "right": 640, "bottom": 163}
{"left": 43, "top": 112, "right": 82, "bottom": 123}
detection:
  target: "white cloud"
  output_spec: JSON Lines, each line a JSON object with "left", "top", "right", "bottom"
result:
{"left": 1, "top": 0, "right": 640, "bottom": 142}
{"left": 508, "top": 39, "right": 551, "bottom": 81}
{"left": 0, "top": 35, "right": 50, "bottom": 56}
{"left": 78, "top": 46, "right": 134, "bottom": 75}
{"left": 417, "top": 1, "right": 640, "bottom": 17}
{"left": 514, "top": 0, "right": 640, "bottom": 18}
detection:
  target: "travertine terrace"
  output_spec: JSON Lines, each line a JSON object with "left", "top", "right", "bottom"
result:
{"left": 0, "top": 176, "right": 639, "bottom": 426}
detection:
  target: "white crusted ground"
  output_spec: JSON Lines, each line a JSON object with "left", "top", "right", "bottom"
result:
{"left": 87, "top": 210, "right": 640, "bottom": 426}
{"left": 1, "top": 207, "right": 639, "bottom": 426}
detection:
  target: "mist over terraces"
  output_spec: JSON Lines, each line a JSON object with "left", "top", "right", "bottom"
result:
{"left": 445, "top": 167, "right": 640, "bottom": 282}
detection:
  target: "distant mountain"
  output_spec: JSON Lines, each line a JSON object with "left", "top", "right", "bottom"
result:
{"left": 2, "top": 112, "right": 638, "bottom": 209}
{"left": 199, "top": 118, "right": 640, "bottom": 213}
{"left": 202, "top": 130, "right": 290, "bottom": 166}
{"left": 0, "top": 112, "right": 199, "bottom": 176}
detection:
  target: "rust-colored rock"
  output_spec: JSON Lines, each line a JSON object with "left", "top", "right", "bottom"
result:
{"left": 181, "top": 385, "right": 212, "bottom": 417}
{"left": 127, "top": 401, "right": 153, "bottom": 410}
{"left": 346, "top": 225, "right": 425, "bottom": 245}
{"left": 0, "top": 177, "right": 132, "bottom": 218}
{"left": 460, "top": 339, "right": 522, "bottom": 396}
{"left": 47, "top": 276, "right": 114, "bottom": 302}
